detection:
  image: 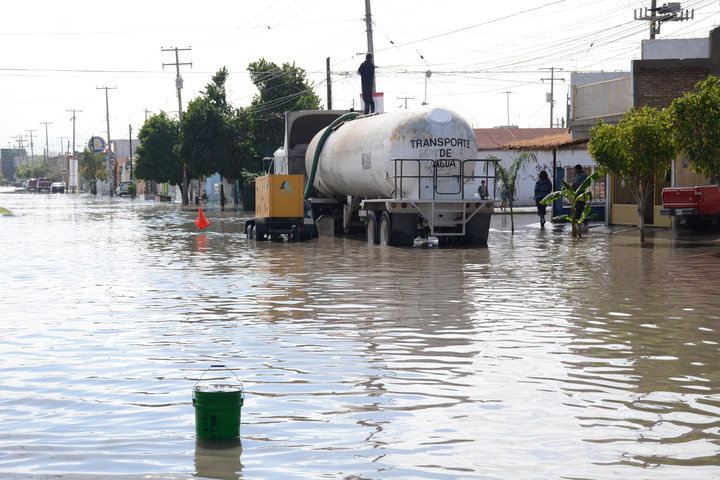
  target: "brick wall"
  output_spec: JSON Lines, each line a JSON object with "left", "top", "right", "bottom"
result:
{"left": 632, "top": 58, "right": 710, "bottom": 109}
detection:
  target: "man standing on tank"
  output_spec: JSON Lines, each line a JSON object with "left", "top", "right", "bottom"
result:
{"left": 358, "top": 53, "right": 375, "bottom": 115}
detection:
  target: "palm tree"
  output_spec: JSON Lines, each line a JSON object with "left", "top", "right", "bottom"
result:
{"left": 495, "top": 152, "right": 536, "bottom": 233}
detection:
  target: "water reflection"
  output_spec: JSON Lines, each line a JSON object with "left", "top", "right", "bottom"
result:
{"left": 195, "top": 438, "right": 243, "bottom": 480}
{"left": 1, "top": 193, "right": 719, "bottom": 479}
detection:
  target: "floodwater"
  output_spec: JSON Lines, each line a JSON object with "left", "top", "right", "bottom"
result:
{"left": 1, "top": 192, "right": 720, "bottom": 480}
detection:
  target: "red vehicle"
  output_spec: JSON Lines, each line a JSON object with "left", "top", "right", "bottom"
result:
{"left": 661, "top": 184, "right": 720, "bottom": 230}
{"left": 37, "top": 178, "right": 52, "bottom": 192}
{"left": 27, "top": 178, "right": 38, "bottom": 192}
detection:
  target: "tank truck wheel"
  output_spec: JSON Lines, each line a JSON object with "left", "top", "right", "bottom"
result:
{"left": 366, "top": 211, "right": 379, "bottom": 244}
{"left": 246, "top": 224, "right": 255, "bottom": 240}
{"left": 379, "top": 211, "right": 393, "bottom": 245}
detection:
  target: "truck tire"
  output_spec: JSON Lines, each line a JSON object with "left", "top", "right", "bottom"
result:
{"left": 366, "top": 211, "right": 378, "bottom": 244}
{"left": 379, "top": 211, "right": 392, "bottom": 245}
{"left": 246, "top": 224, "right": 255, "bottom": 240}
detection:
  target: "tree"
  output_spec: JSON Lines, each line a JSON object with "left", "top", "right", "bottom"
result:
{"left": 247, "top": 59, "right": 322, "bottom": 159}
{"left": 79, "top": 148, "right": 108, "bottom": 195}
{"left": 541, "top": 171, "right": 601, "bottom": 238}
{"left": 494, "top": 152, "right": 536, "bottom": 233}
{"left": 589, "top": 106, "right": 676, "bottom": 242}
{"left": 135, "top": 112, "right": 182, "bottom": 189}
{"left": 669, "top": 75, "right": 720, "bottom": 185}
{"left": 14, "top": 158, "right": 47, "bottom": 180}
{"left": 181, "top": 67, "right": 256, "bottom": 209}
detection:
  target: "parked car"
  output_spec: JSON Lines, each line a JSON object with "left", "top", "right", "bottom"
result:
{"left": 37, "top": 178, "right": 52, "bottom": 192}
{"left": 51, "top": 182, "right": 65, "bottom": 193}
{"left": 27, "top": 178, "right": 38, "bottom": 192}
{"left": 661, "top": 184, "right": 720, "bottom": 230}
{"left": 116, "top": 182, "right": 132, "bottom": 196}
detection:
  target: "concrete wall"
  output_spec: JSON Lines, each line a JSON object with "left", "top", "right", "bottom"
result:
{"left": 642, "top": 38, "right": 709, "bottom": 60}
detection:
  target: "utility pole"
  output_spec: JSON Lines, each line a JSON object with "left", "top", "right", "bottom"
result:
{"left": 422, "top": 70, "right": 432, "bottom": 105}
{"left": 12, "top": 136, "right": 26, "bottom": 163}
{"left": 326, "top": 57, "right": 332, "bottom": 110}
{"left": 634, "top": 1, "right": 693, "bottom": 40}
{"left": 144, "top": 108, "right": 153, "bottom": 122}
{"left": 540, "top": 67, "right": 564, "bottom": 128}
{"left": 129, "top": 124, "right": 133, "bottom": 181}
{"left": 650, "top": 0, "right": 657, "bottom": 39}
{"left": 67, "top": 109, "right": 82, "bottom": 155}
{"left": 96, "top": 86, "right": 117, "bottom": 196}
{"left": 364, "top": 0, "right": 375, "bottom": 93}
{"left": 162, "top": 46, "right": 192, "bottom": 205}
{"left": 504, "top": 91, "right": 512, "bottom": 125}
{"left": 40, "top": 122, "right": 52, "bottom": 162}
{"left": 26, "top": 129, "right": 36, "bottom": 160}
{"left": 397, "top": 96, "right": 414, "bottom": 109}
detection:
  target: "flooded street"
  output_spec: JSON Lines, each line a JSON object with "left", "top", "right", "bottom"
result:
{"left": 1, "top": 192, "right": 720, "bottom": 480}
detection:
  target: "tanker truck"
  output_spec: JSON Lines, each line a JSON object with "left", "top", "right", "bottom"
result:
{"left": 278, "top": 106, "right": 494, "bottom": 246}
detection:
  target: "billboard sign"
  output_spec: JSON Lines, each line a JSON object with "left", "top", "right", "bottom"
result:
{"left": 69, "top": 158, "right": 78, "bottom": 189}
{"left": 88, "top": 136, "right": 106, "bottom": 153}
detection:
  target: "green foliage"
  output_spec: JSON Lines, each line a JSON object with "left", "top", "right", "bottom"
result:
{"left": 589, "top": 107, "right": 675, "bottom": 179}
{"left": 495, "top": 152, "right": 536, "bottom": 233}
{"left": 135, "top": 111, "right": 182, "bottom": 185}
{"left": 542, "top": 171, "right": 601, "bottom": 238}
{"left": 669, "top": 75, "right": 720, "bottom": 183}
{"left": 247, "top": 59, "right": 322, "bottom": 159}
{"left": 79, "top": 148, "right": 108, "bottom": 194}
{"left": 589, "top": 106, "right": 676, "bottom": 241}
{"left": 182, "top": 68, "right": 255, "bottom": 183}
{"left": 127, "top": 182, "right": 137, "bottom": 198}
{"left": 79, "top": 149, "right": 107, "bottom": 182}
{"left": 14, "top": 158, "right": 47, "bottom": 180}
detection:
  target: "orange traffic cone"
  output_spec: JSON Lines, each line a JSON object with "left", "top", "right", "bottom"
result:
{"left": 194, "top": 207, "right": 210, "bottom": 230}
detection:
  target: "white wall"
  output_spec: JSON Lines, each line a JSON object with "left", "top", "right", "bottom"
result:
{"left": 472, "top": 149, "right": 595, "bottom": 206}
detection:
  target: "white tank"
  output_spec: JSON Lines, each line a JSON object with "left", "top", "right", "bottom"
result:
{"left": 305, "top": 106, "right": 477, "bottom": 200}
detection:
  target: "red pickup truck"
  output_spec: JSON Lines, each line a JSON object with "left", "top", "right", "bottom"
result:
{"left": 37, "top": 178, "right": 53, "bottom": 192}
{"left": 660, "top": 184, "right": 720, "bottom": 230}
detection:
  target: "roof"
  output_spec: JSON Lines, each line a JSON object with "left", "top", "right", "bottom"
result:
{"left": 474, "top": 127, "right": 566, "bottom": 150}
{"left": 499, "top": 132, "right": 589, "bottom": 152}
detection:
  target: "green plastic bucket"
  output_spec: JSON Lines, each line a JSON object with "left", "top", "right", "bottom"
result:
{"left": 193, "top": 365, "right": 245, "bottom": 440}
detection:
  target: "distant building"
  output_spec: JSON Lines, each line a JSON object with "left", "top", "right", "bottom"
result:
{"left": 1, "top": 149, "right": 27, "bottom": 182}
{"left": 472, "top": 128, "right": 597, "bottom": 207}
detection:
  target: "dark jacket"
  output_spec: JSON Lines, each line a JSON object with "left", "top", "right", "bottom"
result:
{"left": 534, "top": 178, "right": 553, "bottom": 200}
{"left": 358, "top": 60, "right": 375, "bottom": 87}
{"left": 572, "top": 171, "right": 587, "bottom": 189}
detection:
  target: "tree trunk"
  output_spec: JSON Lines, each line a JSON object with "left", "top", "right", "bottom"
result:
{"left": 509, "top": 202, "right": 514, "bottom": 233}
{"left": 182, "top": 176, "right": 189, "bottom": 205}
{"left": 637, "top": 184, "right": 647, "bottom": 243}
{"left": 220, "top": 177, "right": 225, "bottom": 211}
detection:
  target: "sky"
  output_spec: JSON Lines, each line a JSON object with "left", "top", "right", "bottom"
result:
{"left": 2, "top": 0, "right": 720, "bottom": 158}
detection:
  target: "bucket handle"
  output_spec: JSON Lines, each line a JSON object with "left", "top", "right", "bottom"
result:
{"left": 193, "top": 364, "right": 245, "bottom": 401}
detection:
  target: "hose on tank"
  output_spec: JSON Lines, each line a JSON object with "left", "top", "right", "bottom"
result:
{"left": 303, "top": 112, "right": 360, "bottom": 200}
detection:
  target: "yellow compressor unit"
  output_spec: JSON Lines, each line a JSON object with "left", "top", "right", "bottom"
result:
{"left": 245, "top": 174, "right": 315, "bottom": 241}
